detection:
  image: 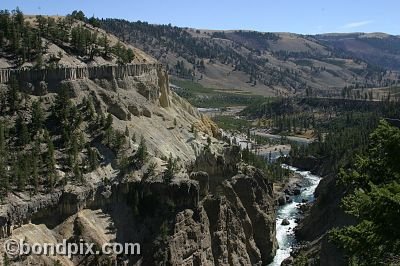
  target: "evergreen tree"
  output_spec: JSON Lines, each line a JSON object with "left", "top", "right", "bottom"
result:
{"left": 0, "top": 121, "right": 9, "bottom": 198}
{"left": 136, "top": 136, "right": 148, "bottom": 165}
{"left": 46, "top": 137, "right": 56, "bottom": 189}
{"left": 164, "top": 153, "right": 177, "bottom": 183}
{"left": 331, "top": 120, "right": 400, "bottom": 265}
{"left": 31, "top": 139, "right": 40, "bottom": 193}
{"left": 16, "top": 153, "right": 30, "bottom": 191}
{"left": 105, "top": 113, "right": 113, "bottom": 129}
{"left": 125, "top": 125, "right": 130, "bottom": 137}
{"left": 31, "top": 100, "right": 44, "bottom": 134}
{"left": 7, "top": 77, "right": 19, "bottom": 114}
{"left": 15, "top": 115, "right": 30, "bottom": 146}
{"left": 73, "top": 163, "right": 83, "bottom": 182}
{"left": 87, "top": 146, "right": 99, "bottom": 171}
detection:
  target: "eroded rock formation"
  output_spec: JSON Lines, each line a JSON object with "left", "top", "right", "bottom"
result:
{"left": 0, "top": 64, "right": 277, "bottom": 265}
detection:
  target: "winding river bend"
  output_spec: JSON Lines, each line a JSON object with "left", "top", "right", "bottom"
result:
{"left": 269, "top": 165, "right": 322, "bottom": 266}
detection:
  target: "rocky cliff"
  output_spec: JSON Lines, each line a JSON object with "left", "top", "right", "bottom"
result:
{"left": 169, "top": 148, "right": 278, "bottom": 265}
{"left": 0, "top": 60, "right": 278, "bottom": 265}
{"left": 291, "top": 173, "right": 355, "bottom": 265}
{"left": 0, "top": 148, "right": 277, "bottom": 265}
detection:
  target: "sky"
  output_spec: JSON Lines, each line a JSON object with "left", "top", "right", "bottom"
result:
{"left": 1, "top": 0, "right": 399, "bottom": 35}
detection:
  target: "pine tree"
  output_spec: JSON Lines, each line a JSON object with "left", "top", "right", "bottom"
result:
{"left": 31, "top": 139, "right": 40, "bottom": 193}
{"left": 0, "top": 121, "right": 8, "bottom": 198}
{"left": 15, "top": 115, "right": 30, "bottom": 146}
{"left": 31, "top": 100, "right": 44, "bottom": 134}
{"left": 105, "top": 113, "right": 113, "bottom": 129}
{"left": 113, "top": 130, "right": 126, "bottom": 155}
{"left": 125, "top": 125, "right": 130, "bottom": 137}
{"left": 136, "top": 136, "right": 148, "bottom": 165}
{"left": 164, "top": 154, "right": 178, "bottom": 183}
{"left": 0, "top": 120, "right": 5, "bottom": 153}
{"left": 7, "top": 76, "right": 19, "bottom": 114}
{"left": 73, "top": 163, "right": 82, "bottom": 182}
{"left": 17, "top": 153, "right": 30, "bottom": 191}
{"left": 46, "top": 137, "right": 56, "bottom": 189}
{"left": 100, "top": 34, "right": 110, "bottom": 58}
{"left": 87, "top": 146, "right": 99, "bottom": 171}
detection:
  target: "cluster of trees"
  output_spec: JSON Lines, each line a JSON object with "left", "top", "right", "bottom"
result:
{"left": 0, "top": 75, "right": 161, "bottom": 199}
{"left": 330, "top": 120, "right": 400, "bottom": 265}
{"left": 242, "top": 97, "right": 316, "bottom": 133}
{"left": 0, "top": 8, "right": 42, "bottom": 64}
{"left": 112, "top": 41, "right": 135, "bottom": 64}
{"left": 241, "top": 144, "right": 289, "bottom": 181}
{"left": 341, "top": 85, "right": 400, "bottom": 101}
{"left": 265, "top": 113, "right": 315, "bottom": 133}
{"left": 0, "top": 8, "right": 135, "bottom": 67}
{"left": 0, "top": 68, "right": 183, "bottom": 201}
{"left": 172, "top": 60, "right": 194, "bottom": 79}
{"left": 0, "top": 79, "right": 108, "bottom": 198}
{"left": 0, "top": 79, "right": 95, "bottom": 197}
{"left": 100, "top": 19, "right": 284, "bottom": 85}
{"left": 241, "top": 97, "right": 400, "bottom": 174}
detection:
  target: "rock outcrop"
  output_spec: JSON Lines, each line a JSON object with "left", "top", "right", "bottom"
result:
{"left": 0, "top": 145, "right": 278, "bottom": 266}
{"left": 0, "top": 63, "right": 173, "bottom": 110}
{"left": 164, "top": 148, "right": 278, "bottom": 266}
{"left": 169, "top": 169, "right": 277, "bottom": 266}
{"left": 0, "top": 64, "right": 160, "bottom": 84}
{"left": 193, "top": 115, "right": 221, "bottom": 138}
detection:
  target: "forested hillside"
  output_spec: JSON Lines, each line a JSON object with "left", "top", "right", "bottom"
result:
{"left": 0, "top": 9, "right": 154, "bottom": 70}
{"left": 316, "top": 33, "right": 400, "bottom": 71}
{"left": 100, "top": 19, "right": 399, "bottom": 96}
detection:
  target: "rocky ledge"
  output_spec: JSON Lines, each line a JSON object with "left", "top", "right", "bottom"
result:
{"left": 0, "top": 147, "right": 278, "bottom": 265}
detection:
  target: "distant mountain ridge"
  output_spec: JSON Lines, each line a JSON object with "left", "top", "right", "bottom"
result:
{"left": 100, "top": 19, "right": 400, "bottom": 96}
{"left": 314, "top": 32, "right": 400, "bottom": 71}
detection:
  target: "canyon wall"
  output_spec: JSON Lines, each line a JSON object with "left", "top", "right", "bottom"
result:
{"left": 0, "top": 64, "right": 161, "bottom": 84}
{"left": 0, "top": 63, "right": 171, "bottom": 108}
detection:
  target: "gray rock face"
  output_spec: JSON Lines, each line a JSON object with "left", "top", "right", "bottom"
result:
{"left": 293, "top": 174, "right": 356, "bottom": 265}
{"left": 0, "top": 64, "right": 161, "bottom": 84}
{"left": 0, "top": 152, "right": 278, "bottom": 266}
{"left": 190, "top": 171, "right": 210, "bottom": 197}
{"left": 0, "top": 64, "right": 277, "bottom": 265}
{"left": 168, "top": 149, "right": 278, "bottom": 266}
{"left": 168, "top": 170, "right": 277, "bottom": 266}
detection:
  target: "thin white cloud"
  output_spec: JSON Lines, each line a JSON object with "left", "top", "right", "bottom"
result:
{"left": 342, "top": 20, "right": 373, "bottom": 29}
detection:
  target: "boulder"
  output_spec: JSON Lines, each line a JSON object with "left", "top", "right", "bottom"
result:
{"left": 128, "top": 104, "right": 141, "bottom": 117}
{"left": 278, "top": 194, "right": 286, "bottom": 206}
{"left": 281, "top": 218, "right": 290, "bottom": 226}
{"left": 284, "top": 188, "right": 293, "bottom": 195}
{"left": 108, "top": 103, "right": 129, "bottom": 121}
{"left": 281, "top": 256, "right": 294, "bottom": 265}
{"left": 142, "top": 106, "right": 152, "bottom": 118}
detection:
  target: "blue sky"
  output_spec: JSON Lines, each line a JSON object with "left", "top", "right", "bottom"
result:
{"left": 2, "top": 0, "right": 399, "bottom": 34}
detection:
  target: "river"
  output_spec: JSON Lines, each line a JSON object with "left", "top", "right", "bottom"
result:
{"left": 269, "top": 165, "right": 322, "bottom": 266}
{"left": 222, "top": 129, "right": 321, "bottom": 265}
